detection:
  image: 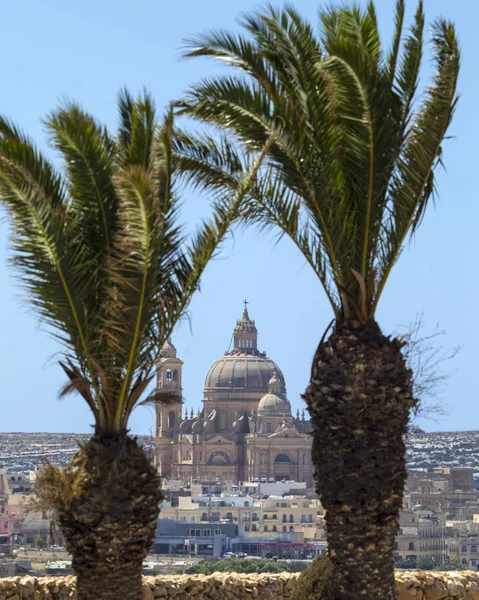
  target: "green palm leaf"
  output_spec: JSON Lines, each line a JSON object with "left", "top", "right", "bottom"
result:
{"left": 181, "top": 1, "right": 460, "bottom": 321}
{"left": 0, "top": 90, "right": 270, "bottom": 432}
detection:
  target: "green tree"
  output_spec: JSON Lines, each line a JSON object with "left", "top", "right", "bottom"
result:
{"left": 0, "top": 90, "right": 267, "bottom": 600}
{"left": 178, "top": 2, "right": 460, "bottom": 597}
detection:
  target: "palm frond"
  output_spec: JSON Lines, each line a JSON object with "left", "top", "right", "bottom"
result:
{"left": 181, "top": 1, "right": 460, "bottom": 321}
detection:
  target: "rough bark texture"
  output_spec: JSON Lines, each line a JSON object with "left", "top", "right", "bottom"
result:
{"left": 56, "top": 432, "right": 163, "bottom": 600}
{"left": 303, "top": 319, "right": 416, "bottom": 600}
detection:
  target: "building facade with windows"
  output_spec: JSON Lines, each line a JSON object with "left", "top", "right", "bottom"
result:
{"left": 153, "top": 305, "right": 313, "bottom": 486}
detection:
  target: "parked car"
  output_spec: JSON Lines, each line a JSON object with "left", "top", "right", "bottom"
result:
{"left": 222, "top": 552, "right": 238, "bottom": 558}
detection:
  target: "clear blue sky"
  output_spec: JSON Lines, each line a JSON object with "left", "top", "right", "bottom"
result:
{"left": 0, "top": 0, "right": 476, "bottom": 434}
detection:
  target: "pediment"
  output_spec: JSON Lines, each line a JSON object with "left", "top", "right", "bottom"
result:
{"left": 268, "top": 428, "right": 304, "bottom": 439}
{"left": 208, "top": 435, "right": 235, "bottom": 445}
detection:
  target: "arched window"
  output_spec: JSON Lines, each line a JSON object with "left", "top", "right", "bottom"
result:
{"left": 252, "top": 524, "right": 257, "bottom": 532}
{"left": 201, "top": 513, "right": 208, "bottom": 521}
{"left": 289, "top": 515, "right": 294, "bottom": 523}
{"left": 207, "top": 451, "right": 232, "bottom": 465}
{"left": 173, "top": 370, "right": 178, "bottom": 382}
{"left": 166, "top": 369, "right": 172, "bottom": 382}
{"left": 282, "top": 514, "right": 287, "bottom": 523}
{"left": 282, "top": 526, "right": 287, "bottom": 533}
{"left": 244, "top": 501, "right": 249, "bottom": 507}
{"left": 289, "top": 526, "right": 294, "bottom": 532}
{"left": 272, "top": 525, "right": 277, "bottom": 532}
{"left": 274, "top": 453, "right": 291, "bottom": 464}
{"left": 264, "top": 514, "right": 268, "bottom": 520}
{"left": 272, "top": 514, "right": 277, "bottom": 520}
{"left": 218, "top": 411, "right": 227, "bottom": 430}
{"left": 168, "top": 411, "right": 176, "bottom": 428}
{"left": 264, "top": 525, "right": 268, "bottom": 532}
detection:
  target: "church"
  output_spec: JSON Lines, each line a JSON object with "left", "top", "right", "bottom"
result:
{"left": 153, "top": 304, "right": 313, "bottom": 486}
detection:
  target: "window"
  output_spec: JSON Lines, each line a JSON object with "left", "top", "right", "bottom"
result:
{"left": 472, "top": 546, "right": 477, "bottom": 553}
{"left": 472, "top": 560, "right": 477, "bottom": 567}
{"left": 260, "top": 453, "right": 266, "bottom": 465}
{"left": 190, "top": 516, "right": 195, "bottom": 523}
{"left": 214, "top": 529, "right": 221, "bottom": 535}
{"left": 272, "top": 525, "right": 277, "bottom": 532}
{"left": 308, "top": 515, "right": 313, "bottom": 523}
{"left": 409, "top": 542, "right": 414, "bottom": 551}
{"left": 266, "top": 423, "right": 272, "bottom": 433}
{"left": 394, "top": 542, "right": 398, "bottom": 550}
{"left": 272, "top": 514, "right": 277, "bottom": 520}
{"left": 244, "top": 501, "right": 250, "bottom": 507}
{"left": 201, "top": 513, "right": 208, "bottom": 521}
{"left": 226, "top": 513, "right": 233, "bottom": 521}
{"left": 173, "top": 370, "right": 178, "bottom": 381}
{"left": 289, "top": 526, "right": 294, "bottom": 532}
{"left": 243, "top": 513, "right": 250, "bottom": 522}
{"left": 282, "top": 526, "right": 287, "bottom": 533}
{"left": 252, "top": 524, "right": 257, "bottom": 532}
{"left": 188, "top": 529, "right": 201, "bottom": 536}
{"left": 264, "top": 525, "right": 268, "bottom": 532}
{"left": 301, "top": 515, "right": 306, "bottom": 523}
{"left": 282, "top": 515, "right": 287, "bottom": 523}
{"left": 166, "top": 369, "right": 172, "bottom": 382}
{"left": 274, "top": 454, "right": 291, "bottom": 464}
{"left": 207, "top": 451, "right": 232, "bottom": 465}
{"left": 462, "top": 546, "right": 468, "bottom": 553}
{"left": 218, "top": 411, "right": 227, "bottom": 431}
{"left": 462, "top": 558, "right": 468, "bottom": 566}
{"left": 203, "top": 529, "right": 211, "bottom": 537}
{"left": 252, "top": 513, "right": 259, "bottom": 521}
{"left": 168, "top": 411, "right": 176, "bottom": 428}
{"left": 289, "top": 515, "right": 294, "bottom": 523}
{"left": 276, "top": 503, "right": 280, "bottom": 508}
{"left": 245, "top": 525, "right": 251, "bottom": 532}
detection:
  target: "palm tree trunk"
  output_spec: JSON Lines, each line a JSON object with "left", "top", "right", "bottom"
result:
{"left": 56, "top": 432, "right": 163, "bottom": 600}
{"left": 304, "top": 319, "right": 416, "bottom": 600}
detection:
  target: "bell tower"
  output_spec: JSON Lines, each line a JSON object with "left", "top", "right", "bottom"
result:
{"left": 154, "top": 337, "right": 183, "bottom": 478}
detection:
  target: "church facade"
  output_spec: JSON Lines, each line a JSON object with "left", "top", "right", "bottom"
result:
{"left": 153, "top": 306, "right": 313, "bottom": 486}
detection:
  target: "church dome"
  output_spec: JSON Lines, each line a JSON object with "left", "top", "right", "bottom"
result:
{"left": 160, "top": 337, "right": 177, "bottom": 358}
{"left": 257, "top": 372, "right": 291, "bottom": 416}
{"left": 205, "top": 304, "right": 286, "bottom": 394}
{"left": 205, "top": 355, "right": 285, "bottom": 393}
{"left": 257, "top": 393, "right": 291, "bottom": 416}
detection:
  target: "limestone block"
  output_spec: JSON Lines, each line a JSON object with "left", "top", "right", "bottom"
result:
{"left": 142, "top": 582, "right": 154, "bottom": 600}
{"left": 424, "top": 580, "right": 448, "bottom": 600}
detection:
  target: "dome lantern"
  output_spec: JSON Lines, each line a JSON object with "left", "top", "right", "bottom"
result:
{"left": 233, "top": 301, "right": 258, "bottom": 354}
{"left": 268, "top": 370, "right": 281, "bottom": 395}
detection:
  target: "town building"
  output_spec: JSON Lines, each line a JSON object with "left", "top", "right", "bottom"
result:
{"left": 153, "top": 305, "right": 313, "bottom": 486}
{"left": 394, "top": 510, "right": 446, "bottom": 566}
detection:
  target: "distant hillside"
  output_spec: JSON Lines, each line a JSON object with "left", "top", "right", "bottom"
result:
{"left": 1, "top": 431, "right": 479, "bottom": 475}
{"left": 406, "top": 429, "right": 479, "bottom": 474}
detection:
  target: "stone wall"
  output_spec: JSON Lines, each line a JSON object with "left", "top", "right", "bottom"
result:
{"left": 1, "top": 571, "right": 479, "bottom": 599}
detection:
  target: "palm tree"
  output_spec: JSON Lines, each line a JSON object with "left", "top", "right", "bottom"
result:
{"left": 0, "top": 90, "right": 268, "bottom": 600}
{"left": 178, "top": 2, "right": 460, "bottom": 597}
